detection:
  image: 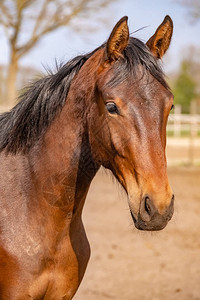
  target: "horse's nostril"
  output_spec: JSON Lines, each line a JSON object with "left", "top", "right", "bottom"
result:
{"left": 144, "top": 196, "right": 152, "bottom": 215}
{"left": 139, "top": 195, "right": 156, "bottom": 222}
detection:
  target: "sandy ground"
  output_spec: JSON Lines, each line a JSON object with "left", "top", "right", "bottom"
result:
{"left": 74, "top": 167, "right": 200, "bottom": 300}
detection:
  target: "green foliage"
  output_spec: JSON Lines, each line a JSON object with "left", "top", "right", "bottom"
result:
{"left": 172, "top": 61, "right": 197, "bottom": 113}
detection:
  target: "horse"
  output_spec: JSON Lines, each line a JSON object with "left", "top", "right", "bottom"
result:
{"left": 0, "top": 15, "right": 174, "bottom": 299}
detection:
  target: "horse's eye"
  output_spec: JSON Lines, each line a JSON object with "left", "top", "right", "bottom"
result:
{"left": 171, "top": 104, "right": 174, "bottom": 111}
{"left": 106, "top": 102, "right": 119, "bottom": 114}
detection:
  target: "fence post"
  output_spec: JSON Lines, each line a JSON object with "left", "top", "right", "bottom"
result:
{"left": 188, "top": 100, "right": 197, "bottom": 165}
{"left": 174, "top": 104, "right": 182, "bottom": 137}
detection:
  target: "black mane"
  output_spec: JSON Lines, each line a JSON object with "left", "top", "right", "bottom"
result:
{"left": 0, "top": 47, "right": 100, "bottom": 154}
{"left": 0, "top": 37, "right": 168, "bottom": 154}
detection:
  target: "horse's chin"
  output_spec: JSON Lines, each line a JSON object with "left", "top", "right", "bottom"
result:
{"left": 129, "top": 208, "right": 171, "bottom": 232}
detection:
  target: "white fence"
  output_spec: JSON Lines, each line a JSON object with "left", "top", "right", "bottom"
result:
{"left": 167, "top": 112, "right": 200, "bottom": 165}
{"left": 167, "top": 114, "right": 200, "bottom": 138}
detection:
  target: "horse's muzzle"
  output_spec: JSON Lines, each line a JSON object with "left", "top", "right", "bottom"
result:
{"left": 131, "top": 195, "right": 174, "bottom": 231}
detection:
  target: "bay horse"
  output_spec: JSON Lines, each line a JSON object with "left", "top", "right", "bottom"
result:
{"left": 0, "top": 16, "right": 174, "bottom": 299}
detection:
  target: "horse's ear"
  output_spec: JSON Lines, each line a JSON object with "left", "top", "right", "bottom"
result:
{"left": 105, "top": 16, "right": 129, "bottom": 62}
{"left": 146, "top": 15, "right": 173, "bottom": 59}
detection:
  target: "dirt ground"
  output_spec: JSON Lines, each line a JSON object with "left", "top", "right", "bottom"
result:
{"left": 74, "top": 167, "right": 200, "bottom": 300}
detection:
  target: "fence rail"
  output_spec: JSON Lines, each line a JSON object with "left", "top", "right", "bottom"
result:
{"left": 167, "top": 113, "right": 200, "bottom": 165}
{"left": 167, "top": 114, "right": 200, "bottom": 137}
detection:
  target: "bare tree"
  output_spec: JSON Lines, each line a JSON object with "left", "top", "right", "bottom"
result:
{"left": 0, "top": 0, "right": 116, "bottom": 105}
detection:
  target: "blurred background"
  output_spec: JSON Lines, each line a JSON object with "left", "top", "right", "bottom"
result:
{"left": 0, "top": 1, "right": 200, "bottom": 299}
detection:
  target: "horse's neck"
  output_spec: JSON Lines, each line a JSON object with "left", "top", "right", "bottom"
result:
{"left": 28, "top": 84, "right": 99, "bottom": 216}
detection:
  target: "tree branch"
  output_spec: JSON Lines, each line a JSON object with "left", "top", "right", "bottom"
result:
{"left": 20, "top": 0, "right": 35, "bottom": 9}
{"left": 17, "top": 0, "right": 89, "bottom": 58}
{"left": 0, "top": 2, "right": 14, "bottom": 28}
{"left": 32, "top": 0, "right": 49, "bottom": 38}
{"left": 2, "top": 0, "right": 117, "bottom": 59}
{"left": 10, "top": 2, "right": 24, "bottom": 49}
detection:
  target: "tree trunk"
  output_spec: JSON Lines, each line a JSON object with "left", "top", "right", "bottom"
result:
{"left": 6, "top": 52, "right": 18, "bottom": 106}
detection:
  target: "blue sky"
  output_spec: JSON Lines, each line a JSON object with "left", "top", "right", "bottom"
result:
{"left": 1, "top": 0, "right": 200, "bottom": 73}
